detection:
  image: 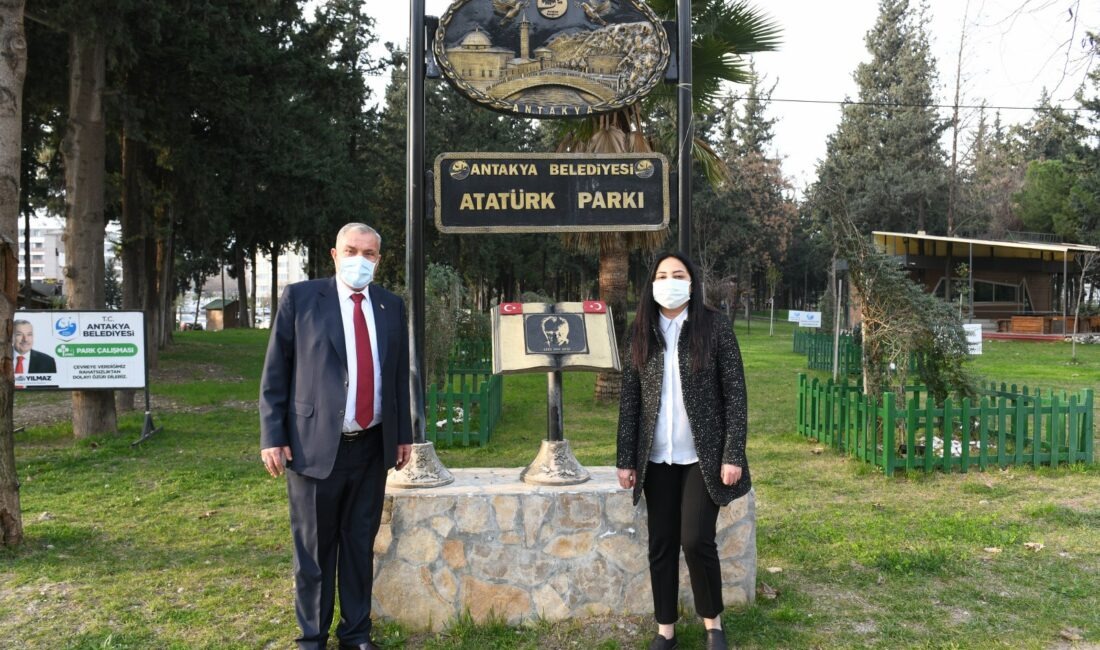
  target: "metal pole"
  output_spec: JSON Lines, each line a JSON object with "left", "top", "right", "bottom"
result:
{"left": 547, "top": 371, "right": 563, "bottom": 442}
{"left": 132, "top": 310, "right": 161, "bottom": 446}
{"left": 1062, "top": 255, "right": 1068, "bottom": 332}
{"left": 832, "top": 277, "right": 842, "bottom": 381}
{"left": 407, "top": 0, "right": 427, "bottom": 444}
{"left": 676, "top": 0, "right": 693, "bottom": 256}
{"left": 968, "top": 242, "right": 974, "bottom": 322}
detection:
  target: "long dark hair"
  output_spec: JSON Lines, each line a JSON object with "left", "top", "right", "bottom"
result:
{"left": 629, "top": 252, "right": 716, "bottom": 372}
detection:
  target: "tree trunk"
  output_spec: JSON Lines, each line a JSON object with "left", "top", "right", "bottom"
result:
{"left": 270, "top": 247, "right": 279, "bottom": 321}
{"left": 193, "top": 283, "right": 201, "bottom": 325}
{"left": 116, "top": 128, "right": 143, "bottom": 412}
{"left": 63, "top": 33, "right": 116, "bottom": 438}
{"left": 249, "top": 247, "right": 257, "bottom": 327}
{"left": 946, "top": 2, "right": 968, "bottom": 236}
{"left": 594, "top": 234, "right": 628, "bottom": 402}
{"left": 235, "top": 244, "right": 249, "bottom": 327}
{"left": 156, "top": 217, "right": 174, "bottom": 349}
{"left": 0, "top": 0, "right": 26, "bottom": 548}
{"left": 306, "top": 237, "right": 326, "bottom": 279}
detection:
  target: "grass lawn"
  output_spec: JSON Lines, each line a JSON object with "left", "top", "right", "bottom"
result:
{"left": 1, "top": 324, "right": 1098, "bottom": 649}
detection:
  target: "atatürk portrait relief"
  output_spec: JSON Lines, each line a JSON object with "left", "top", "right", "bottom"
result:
{"left": 540, "top": 316, "right": 570, "bottom": 347}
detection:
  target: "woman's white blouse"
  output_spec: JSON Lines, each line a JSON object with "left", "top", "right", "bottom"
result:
{"left": 649, "top": 310, "right": 699, "bottom": 465}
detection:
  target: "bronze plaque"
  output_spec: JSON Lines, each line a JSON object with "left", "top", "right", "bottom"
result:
{"left": 434, "top": 151, "right": 670, "bottom": 233}
{"left": 434, "top": 0, "right": 671, "bottom": 118}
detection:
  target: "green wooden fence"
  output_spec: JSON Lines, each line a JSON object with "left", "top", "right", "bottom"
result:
{"left": 423, "top": 339, "right": 502, "bottom": 446}
{"left": 792, "top": 330, "right": 933, "bottom": 376}
{"left": 793, "top": 330, "right": 861, "bottom": 375}
{"left": 426, "top": 366, "right": 503, "bottom": 446}
{"left": 450, "top": 338, "right": 492, "bottom": 369}
{"left": 796, "top": 374, "right": 1095, "bottom": 475}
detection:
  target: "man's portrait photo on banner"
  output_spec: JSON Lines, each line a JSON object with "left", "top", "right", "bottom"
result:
{"left": 12, "top": 318, "right": 57, "bottom": 388}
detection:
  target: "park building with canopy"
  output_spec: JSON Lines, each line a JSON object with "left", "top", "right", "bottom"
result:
{"left": 873, "top": 231, "right": 1100, "bottom": 336}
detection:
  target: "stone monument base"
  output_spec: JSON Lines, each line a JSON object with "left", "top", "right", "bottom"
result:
{"left": 373, "top": 467, "right": 756, "bottom": 631}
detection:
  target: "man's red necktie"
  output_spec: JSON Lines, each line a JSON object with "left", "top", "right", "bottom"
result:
{"left": 350, "top": 292, "right": 375, "bottom": 429}
{"left": 14, "top": 355, "right": 24, "bottom": 374}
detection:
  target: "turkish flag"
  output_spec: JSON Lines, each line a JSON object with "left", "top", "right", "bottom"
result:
{"left": 582, "top": 301, "right": 607, "bottom": 314}
{"left": 500, "top": 302, "right": 523, "bottom": 315}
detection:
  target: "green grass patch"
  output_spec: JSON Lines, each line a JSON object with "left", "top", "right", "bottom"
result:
{"left": 2, "top": 322, "right": 1099, "bottom": 648}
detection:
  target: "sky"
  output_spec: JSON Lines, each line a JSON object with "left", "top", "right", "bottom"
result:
{"left": 362, "top": 0, "right": 1099, "bottom": 191}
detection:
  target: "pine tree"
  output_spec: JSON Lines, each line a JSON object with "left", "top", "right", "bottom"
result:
{"left": 812, "top": 0, "right": 948, "bottom": 235}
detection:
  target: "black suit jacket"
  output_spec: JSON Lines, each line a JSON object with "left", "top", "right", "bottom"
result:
{"left": 259, "top": 278, "right": 413, "bottom": 479}
{"left": 27, "top": 349, "right": 57, "bottom": 374}
{"left": 616, "top": 312, "right": 751, "bottom": 506}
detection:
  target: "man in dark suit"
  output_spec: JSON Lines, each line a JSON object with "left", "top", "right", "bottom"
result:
{"left": 13, "top": 319, "right": 57, "bottom": 375}
{"left": 260, "top": 223, "right": 412, "bottom": 650}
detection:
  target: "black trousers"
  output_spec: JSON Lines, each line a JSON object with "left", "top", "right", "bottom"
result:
{"left": 286, "top": 430, "right": 386, "bottom": 650}
{"left": 643, "top": 461, "right": 724, "bottom": 624}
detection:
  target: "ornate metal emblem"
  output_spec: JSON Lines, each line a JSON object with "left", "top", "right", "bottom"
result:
{"left": 434, "top": 0, "right": 671, "bottom": 118}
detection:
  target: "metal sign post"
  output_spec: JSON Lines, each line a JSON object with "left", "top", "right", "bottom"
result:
{"left": 677, "top": 0, "right": 693, "bottom": 255}
{"left": 547, "top": 370, "right": 563, "bottom": 442}
{"left": 519, "top": 367, "right": 590, "bottom": 486}
{"left": 132, "top": 318, "right": 162, "bottom": 446}
{"left": 832, "top": 278, "right": 842, "bottom": 382}
{"left": 389, "top": 0, "right": 455, "bottom": 489}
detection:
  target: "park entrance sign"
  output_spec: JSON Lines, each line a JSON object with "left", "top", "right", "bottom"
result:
{"left": 398, "top": 0, "right": 692, "bottom": 487}
{"left": 434, "top": 152, "right": 670, "bottom": 232}
{"left": 433, "top": 0, "right": 670, "bottom": 117}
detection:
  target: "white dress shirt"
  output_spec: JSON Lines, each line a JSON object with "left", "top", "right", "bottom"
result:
{"left": 336, "top": 279, "right": 382, "bottom": 431}
{"left": 650, "top": 310, "right": 698, "bottom": 465}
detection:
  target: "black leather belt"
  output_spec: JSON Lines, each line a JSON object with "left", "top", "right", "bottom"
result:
{"left": 341, "top": 424, "right": 382, "bottom": 442}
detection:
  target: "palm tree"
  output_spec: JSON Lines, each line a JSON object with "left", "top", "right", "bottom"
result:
{"left": 556, "top": 0, "right": 781, "bottom": 401}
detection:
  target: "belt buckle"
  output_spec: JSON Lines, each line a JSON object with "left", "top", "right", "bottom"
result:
{"left": 342, "top": 429, "right": 363, "bottom": 442}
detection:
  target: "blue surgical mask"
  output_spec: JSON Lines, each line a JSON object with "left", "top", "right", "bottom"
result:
{"left": 338, "top": 256, "right": 375, "bottom": 290}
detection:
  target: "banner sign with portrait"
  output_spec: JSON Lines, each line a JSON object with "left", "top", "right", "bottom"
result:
{"left": 12, "top": 311, "right": 146, "bottom": 390}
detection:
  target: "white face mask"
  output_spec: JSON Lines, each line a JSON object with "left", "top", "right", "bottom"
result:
{"left": 653, "top": 278, "right": 691, "bottom": 310}
{"left": 338, "top": 256, "right": 376, "bottom": 290}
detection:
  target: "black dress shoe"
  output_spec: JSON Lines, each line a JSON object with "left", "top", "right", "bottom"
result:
{"left": 648, "top": 633, "right": 678, "bottom": 650}
{"left": 338, "top": 641, "right": 379, "bottom": 650}
{"left": 705, "top": 628, "right": 728, "bottom": 650}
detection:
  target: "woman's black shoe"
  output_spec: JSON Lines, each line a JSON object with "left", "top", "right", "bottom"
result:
{"left": 705, "top": 628, "right": 728, "bottom": 650}
{"left": 648, "top": 633, "right": 678, "bottom": 650}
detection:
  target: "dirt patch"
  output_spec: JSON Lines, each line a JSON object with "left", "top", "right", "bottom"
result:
{"left": 151, "top": 362, "right": 245, "bottom": 385}
{"left": 14, "top": 393, "right": 256, "bottom": 431}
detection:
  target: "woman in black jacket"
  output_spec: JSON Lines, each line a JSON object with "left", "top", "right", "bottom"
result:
{"left": 616, "top": 252, "right": 750, "bottom": 650}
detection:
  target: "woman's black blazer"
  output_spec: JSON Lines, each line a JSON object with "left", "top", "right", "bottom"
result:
{"left": 616, "top": 312, "right": 750, "bottom": 506}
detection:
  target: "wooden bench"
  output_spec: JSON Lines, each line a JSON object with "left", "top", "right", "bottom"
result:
{"left": 1010, "top": 315, "right": 1048, "bottom": 334}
